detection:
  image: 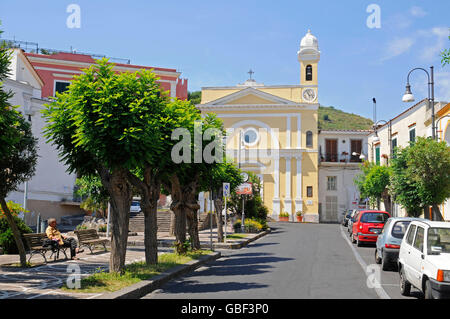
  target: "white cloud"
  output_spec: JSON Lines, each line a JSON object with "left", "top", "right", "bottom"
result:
{"left": 380, "top": 26, "right": 449, "bottom": 63}
{"left": 381, "top": 37, "right": 415, "bottom": 62}
{"left": 419, "top": 27, "right": 449, "bottom": 62}
{"left": 410, "top": 6, "right": 427, "bottom": 18}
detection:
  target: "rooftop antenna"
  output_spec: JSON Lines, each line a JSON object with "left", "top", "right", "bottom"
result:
{"left": 372, "top": 97, "right": 377, "bottom": 124}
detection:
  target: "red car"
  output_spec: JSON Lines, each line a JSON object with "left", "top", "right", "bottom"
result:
{"left": 351, "top": 210, "right": 390, "bottom": 246}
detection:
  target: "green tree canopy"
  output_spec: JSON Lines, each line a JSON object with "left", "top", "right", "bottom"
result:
{"left": 42, "top": 58, "right": 170, "bottom": 272}
{"left": 389, "top": 147, "right": 422, "bottom": 217}
{"left": 0, "top": 29, "right": 38, "bottom": 266}
{"left": 406, "top": 137, "right": 450, "bottom": 220}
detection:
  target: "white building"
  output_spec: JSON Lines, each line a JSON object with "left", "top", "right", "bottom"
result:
{"left": 4, "top": 49, "right": 83, "bottom": 226}
{"left": 367, "top": 99, "right": 449, "bottom": 220}
{"left": 318, "top": 130, "right": 370, "bottom": 223}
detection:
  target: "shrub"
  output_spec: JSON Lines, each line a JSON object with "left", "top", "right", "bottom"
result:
{"left": 279, "top": 212, "right": 290, "bottom": 218}
{"left": 76, "top": 224, "right": 88, "bottom": 231}
{"left": 98, "top": 224, "right": 107, "bottom": 232}
{"left": 0, "top": 216, "right": 32, "bottom": 254}
{"left": 233, "top": 218, "right": 264, "bottom": 233}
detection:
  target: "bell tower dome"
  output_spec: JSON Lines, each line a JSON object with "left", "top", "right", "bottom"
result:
{"left": 297, "top": 29, "right": 320, "bottom": 86}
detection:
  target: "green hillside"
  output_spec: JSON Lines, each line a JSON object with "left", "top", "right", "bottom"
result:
{"left": 318, "top": 106, "right": 373, "bottom": 130}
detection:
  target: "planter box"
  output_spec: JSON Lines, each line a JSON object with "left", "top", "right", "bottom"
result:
{"left": 279, "top": 216, "right": 289, "bottom": 222}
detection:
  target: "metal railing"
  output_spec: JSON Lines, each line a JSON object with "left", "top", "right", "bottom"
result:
{"left": 320, "top": 153, "right": 363, "bottom": 163}
{"left": 1, "top": 38, "right": 131, "bottom": 64}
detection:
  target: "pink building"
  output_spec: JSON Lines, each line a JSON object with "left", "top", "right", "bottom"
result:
{"left": 24, "top": 51, "right": 188, "bottom": 100}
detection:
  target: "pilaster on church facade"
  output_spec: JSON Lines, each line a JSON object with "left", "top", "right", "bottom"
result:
{"left": 197, "top": 29, "right": 320, "bottom": 223}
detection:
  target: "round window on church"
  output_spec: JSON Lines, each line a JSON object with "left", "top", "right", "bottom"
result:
{"left": 243, "top": 127, "right": 259, "bottom": 146}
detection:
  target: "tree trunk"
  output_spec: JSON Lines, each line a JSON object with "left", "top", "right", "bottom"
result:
{"left": 186, "top": 208, "right": 200, "bottom": 250}
{"left": 214, "top": 198, "right": 224, "bottom": 243}
{"left": 99, "top": 168, "right": 132, "bottom": 273}
{"left": 126, "top": 170, "right": 160, "bottom": 265}
{"left": 382, "top": 191, "right": 392, "bottom": 214}
{"left": 166, "top": 174, "right": 200, "bottom": 254}
{"left": 432, "top": 204, "right": 444, "bottom": 221}
{"left": 0, "top": 198, "right": 27, "bottom": 267}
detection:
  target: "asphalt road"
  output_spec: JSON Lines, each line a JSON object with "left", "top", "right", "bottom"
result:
{"left": 340, "top": 225, "right": 423, "bottom": 299}
{"left": 143, "top": 222, "right": 381, "bottom": 299}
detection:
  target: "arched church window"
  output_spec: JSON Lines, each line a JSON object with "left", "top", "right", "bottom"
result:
{"left": 306, "top": 65, "right": 313, "bottom": 81}
{"left": 306, "top": 131, "right": 313, "bottom": 147}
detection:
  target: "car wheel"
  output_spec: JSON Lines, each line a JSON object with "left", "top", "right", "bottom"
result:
{"left": 424, "top": 279, "right": 434, "bottom": 299}
{"left": 399, "top": 267, "right": 411, "bottom": 296}
{"left": 351, "top": 233, "right": 356, "bottom": 244}
{"left": 356, "top": 236, "right": 362, "bottom": 247}
{"left": 381, "top": 250, "right": 389, "bottom": 271}
{"left": 375, "top": 249, "right": 382, "bottom": 264}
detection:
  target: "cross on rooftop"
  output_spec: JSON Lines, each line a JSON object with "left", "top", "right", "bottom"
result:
{"left": 248, "top": 69, "right": 254, "bottom": 79}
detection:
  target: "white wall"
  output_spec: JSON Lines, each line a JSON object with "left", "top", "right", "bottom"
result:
{"left": 3, "top": 79, "right": 77, "bottom": 207}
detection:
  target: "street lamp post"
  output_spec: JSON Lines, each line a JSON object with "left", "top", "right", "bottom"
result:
{"left": 402, "top": 66, "right": 436, "bottom": 140}
{"left": 23, "top": 114, "right": 32, "bottom": 212}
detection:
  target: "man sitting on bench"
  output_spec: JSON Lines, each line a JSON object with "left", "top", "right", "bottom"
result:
{"left": 46, "top": 218, "right": 83, "bottom": 260}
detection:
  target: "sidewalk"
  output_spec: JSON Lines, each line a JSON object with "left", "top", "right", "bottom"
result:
{"left": 0, "top": 226, "right": 269, "bottom": 299}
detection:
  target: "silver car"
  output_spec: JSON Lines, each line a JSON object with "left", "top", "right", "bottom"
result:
{"left": 375, "top": 217, "right": 423, "bottom": 270}
{"left": 347, "top": 209, "right": 359, "bottom": 235}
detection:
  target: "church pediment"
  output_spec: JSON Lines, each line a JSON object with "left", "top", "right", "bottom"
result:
{"left": 207, "top": 87, "right": 298, "bottom": 106}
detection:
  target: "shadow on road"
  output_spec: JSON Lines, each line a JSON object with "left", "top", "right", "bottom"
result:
{"left": 246, "top": 242, "right": 279, "bottom": 248}
{"left": 162, "top": 280, "right": 268, "bottom": 294}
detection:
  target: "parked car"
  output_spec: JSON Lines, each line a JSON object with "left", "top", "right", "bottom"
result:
{"left": 375, "top": 217, "right": 422, "bottom": 270}
{"left": 398, "top": 220, "right": 450, "bottom": 299}
{"left": 347, "top": 209, "right": 359, "bottom": 235}
{"left": 130, "top": 200, "right": 141, "bottom": 213}
{"left": 342, "top": 210, "right": 353, "bottom": 227}
{"left": 351, "top": 210, "right": 390, "bottom": 247}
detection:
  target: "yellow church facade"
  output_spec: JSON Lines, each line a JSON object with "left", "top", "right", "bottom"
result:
{"left": 198, "top": 30, "right": 321, "bottom": 223}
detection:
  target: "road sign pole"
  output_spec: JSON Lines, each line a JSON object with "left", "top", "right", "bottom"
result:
{"left": 224, "top": 197, "right": 227, "bottom": 243}
{"left": 241, "top": 195, "right": 245, "bottom": 233}
{"left": 223, "top": 182, "right": 230, "bottom": 243}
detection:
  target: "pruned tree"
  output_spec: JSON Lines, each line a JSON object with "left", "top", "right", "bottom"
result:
{"left": 389, "top": 147, "right": 423, "bottom": 217}
{"left": 0, "top": 39, "right": 38, "bottom": 267}
{"left": 42, "top": 59, "right": 166, "bottom": 272}
{"left": 162, "top": 112, "right": 225, "bottom": 253}
{"left": 205, "top": 161, "right": 243, "bottom": 243}
{"left": 355, "top": 162, "right": 392, "bottom": 213}
{"left": 406, "top": 137, "right": 450, "bottom": 221}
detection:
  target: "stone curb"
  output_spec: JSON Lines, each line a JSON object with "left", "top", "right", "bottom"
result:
{"left": 126, "top": 228, "right": 271, "bottom": 249}
{"left": 202, "top": 228, "right": 271, "bottom": 249}
{"left": 96, "top": 251, "right": 221, "bottom": 299}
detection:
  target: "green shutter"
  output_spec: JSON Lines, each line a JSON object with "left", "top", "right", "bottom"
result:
{"left": 375, "top": 146, "right": 380, "bottom": 165}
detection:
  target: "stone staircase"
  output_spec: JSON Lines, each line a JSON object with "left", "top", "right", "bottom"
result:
{"left": 129, "top": 210, "right": 172, "bottom": 233}
{"left": 57, "top": 214, "right": 86, "bottom": 232}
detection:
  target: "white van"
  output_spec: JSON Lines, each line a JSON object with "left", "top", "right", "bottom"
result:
{"left": 398, "top": 220, "right": 450, "bottom": 299}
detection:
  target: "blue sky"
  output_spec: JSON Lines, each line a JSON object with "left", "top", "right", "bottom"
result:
{"left": 1, "top": 0, "right": 449, "bottom": 121}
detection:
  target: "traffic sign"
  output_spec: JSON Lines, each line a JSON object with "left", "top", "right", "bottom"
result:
{"left": 223, "top": 183, "right": 230, "bottom": 197}
{"left": 236, "top": 183, "right": 253, "bottom": 195}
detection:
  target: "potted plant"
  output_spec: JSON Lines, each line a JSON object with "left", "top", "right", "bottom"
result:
{"left": 296, "top": 211, "right": 304, "bottom": 222}
{"left": 279, "top": 212, "right": 290, "bottom": 222}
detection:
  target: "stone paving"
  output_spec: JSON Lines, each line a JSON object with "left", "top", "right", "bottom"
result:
{"left": 0, "top": 224, "right": 250, "bottom": 299}
{"left": 0, "top": 246, "right": 174, "bottom": 299}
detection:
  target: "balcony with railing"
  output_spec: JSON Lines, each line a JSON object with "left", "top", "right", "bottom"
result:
{"left": 319, "top": 152, "right": 363, "bottom": 165}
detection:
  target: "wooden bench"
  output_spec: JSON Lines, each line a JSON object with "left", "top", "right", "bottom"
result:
{"left": 23, "top": 233, "right": 68, "bottom": 263}
{"left": 74, "top": 229, "right": 108, "bottom": 254}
